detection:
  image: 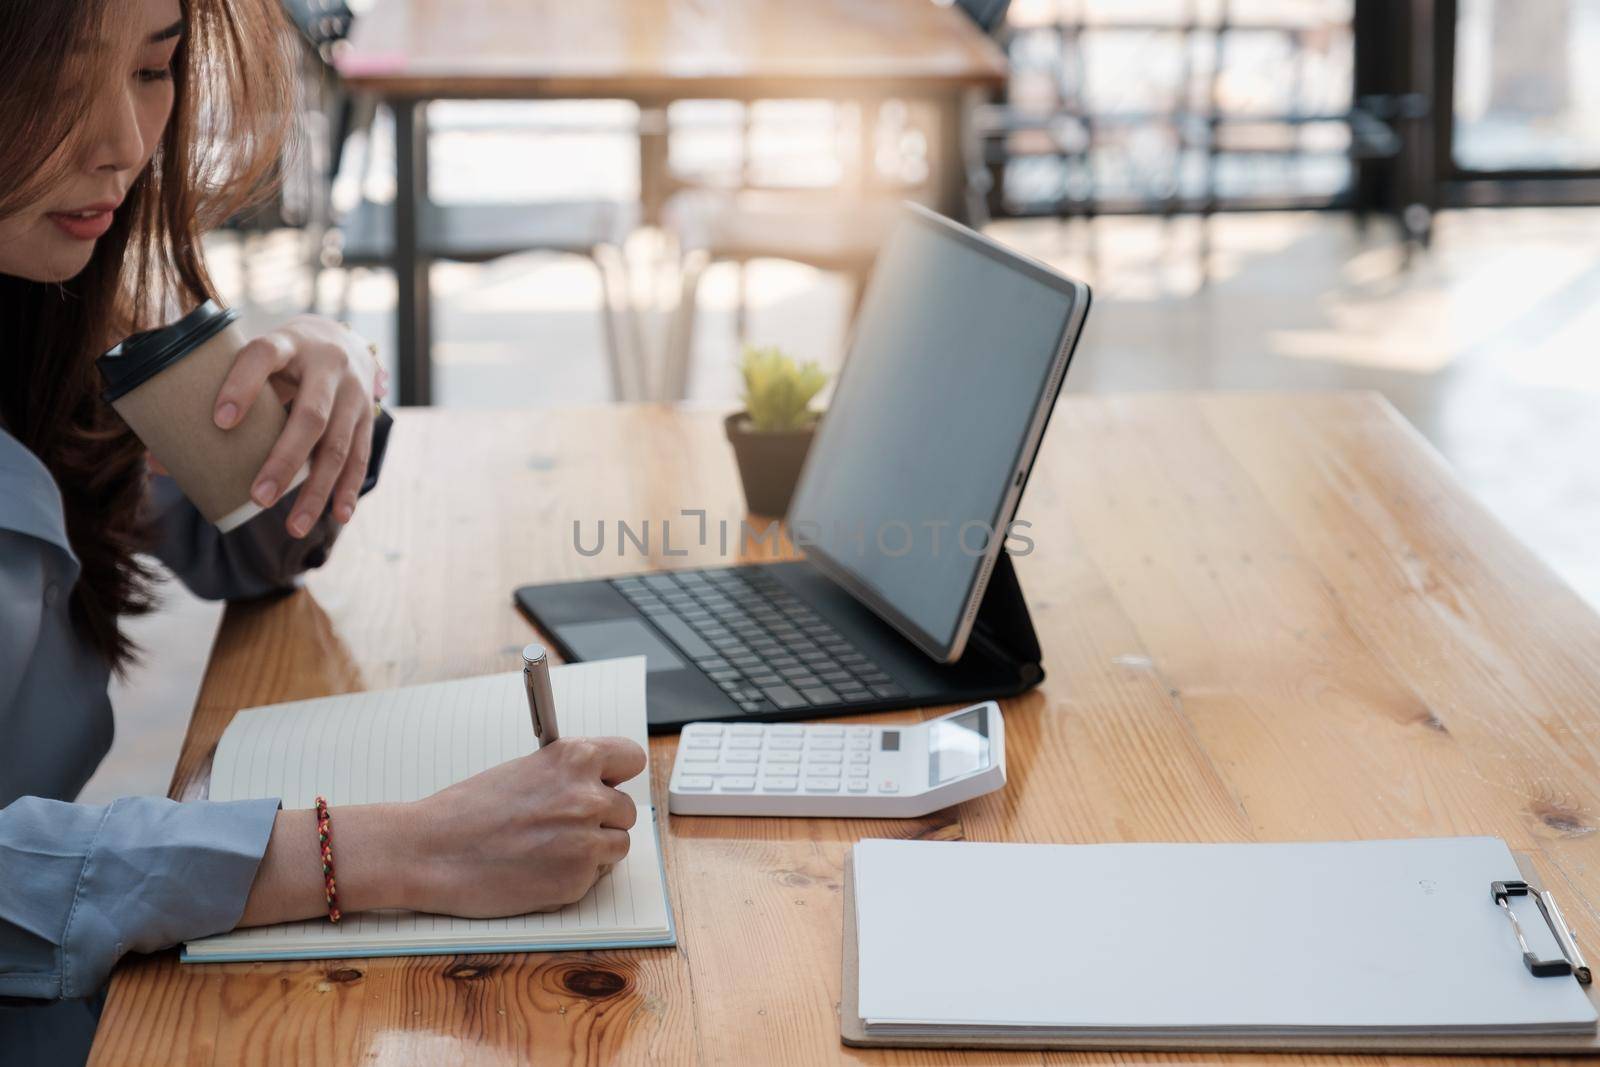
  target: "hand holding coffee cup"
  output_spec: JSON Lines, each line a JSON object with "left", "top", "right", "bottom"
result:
{"left": 210, "top": 313, "right": 386, "bottom": 536}
{"left": 100, "top": 304, "right": 385, "bottom": 536}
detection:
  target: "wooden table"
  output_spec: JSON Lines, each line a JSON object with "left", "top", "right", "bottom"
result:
{"left": 336, "top": 0, "right": 1007, "bottom": 405}
{"left": 92, "top": 396, "right": 1600, "bottom": 1065}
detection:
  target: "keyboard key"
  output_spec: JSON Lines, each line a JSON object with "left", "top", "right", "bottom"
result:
{"left": 649, "top": 615, "right": 714, "bottom": 658}
{"left": 747, "top": 672, "right": 782, "bottom": 687}
{"left": 716, "top": 679, "right": 742, "bottom": 693}
{"left": 760, "top": 684, "right": 808, "bottom": 710}
{"left": 818, "top": 670, "right": 853, "bottom": 685}
{"left": 847, "top": 779, "right": 870, "bottom": 793}
{"left": 694, "top": 656, "right": 730, "bottom": 671}
{"left": 676, "top": 776, "right": 714, "bottom": 791}
{"left": 737, "top": 699, "right": 771, "bottom": 713}
{"left": 798, "top": 686, "right": 839, "bottom": 706}
{"left": 859, "top": 671, "right": 892, "bottom": 685}
{"left": 804, "top": 778, "right": 841, "bottom": 793}
{"left": 838, "top": 688, "right": 872, "bottom": 703}
{"left": 708, "top": 669, "right": 742, "bottom": 683}
{"left": 762, "top": 777, "right": 799, "bottom": 792}
{"left": 643, "top": 574, "right": 679, "bottom": 592}
{"left": 719, "top": 777, "right": 756, "bottom": 792}
{"left": 871, "top": 684, "right": 908, "bottom": 699}
{"left": 785, "top": 674, "right": 821, "bottom": 690}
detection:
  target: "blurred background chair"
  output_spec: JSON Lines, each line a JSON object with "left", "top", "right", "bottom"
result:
{"left": 282, "top": 0, "right": 647, "bottom": 401}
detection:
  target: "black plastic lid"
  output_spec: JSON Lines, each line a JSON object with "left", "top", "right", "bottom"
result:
{"left": 98, "top": 300, "right": 240, "bottom": 402}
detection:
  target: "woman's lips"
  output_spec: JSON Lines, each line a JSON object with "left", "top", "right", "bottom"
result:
{"left": 47, "top": 209, "right": 116, "bottom": 241}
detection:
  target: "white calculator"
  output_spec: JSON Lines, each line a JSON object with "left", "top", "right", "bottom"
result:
{"left": 666, "top": 702, "right": 1005, "bottom": 817}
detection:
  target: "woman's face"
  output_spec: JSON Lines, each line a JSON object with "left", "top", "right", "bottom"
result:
{"left": 0, "top": 0, "right": 182, "bottom": 283}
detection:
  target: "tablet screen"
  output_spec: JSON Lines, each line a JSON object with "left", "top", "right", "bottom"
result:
{"left": 788, "top": 208, "right": 1086, "bottom": 659}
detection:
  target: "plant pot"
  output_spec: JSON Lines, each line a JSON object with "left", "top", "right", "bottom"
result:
{"left": 725, "top": 411, "right": 815, "bottom": 518}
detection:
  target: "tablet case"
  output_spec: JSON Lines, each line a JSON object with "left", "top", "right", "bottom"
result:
{"left": 838, "top": 851, "right": 1600, "bottom": 1054}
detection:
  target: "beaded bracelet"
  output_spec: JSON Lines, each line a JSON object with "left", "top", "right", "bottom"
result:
{"left": 314, "top": 796, "right": 342, "bottom": 924}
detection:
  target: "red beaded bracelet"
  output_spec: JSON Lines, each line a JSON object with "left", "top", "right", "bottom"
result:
{"left": 314, "top": 796, "right": 342, "bottom": 924}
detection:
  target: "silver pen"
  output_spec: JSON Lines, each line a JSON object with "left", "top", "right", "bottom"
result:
{"left": 522, "top": 643, "right": 560, "bottom": 746}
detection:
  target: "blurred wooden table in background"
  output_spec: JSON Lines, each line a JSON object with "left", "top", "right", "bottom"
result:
{"left": 92, "top": 396, "right": 1600, "bottom": 1064}
{"left": 336, "top": 0, "right": 1009, "bottom": 404}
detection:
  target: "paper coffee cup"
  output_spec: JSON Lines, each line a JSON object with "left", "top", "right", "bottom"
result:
{"left": 99, "top": 301, "right": 309, "bottom": 532}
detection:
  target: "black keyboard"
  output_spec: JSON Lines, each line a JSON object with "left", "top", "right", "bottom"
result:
{"left": 611, "top": 568, "right": 906, "bottom": 713}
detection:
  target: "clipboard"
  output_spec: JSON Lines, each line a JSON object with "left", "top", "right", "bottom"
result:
{"left": 839, "top": 850, "right": 1600, "bottom": 1054}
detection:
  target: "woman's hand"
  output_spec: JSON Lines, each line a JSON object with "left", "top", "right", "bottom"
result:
{"left": 211, "top": 314, "right": 390, "bottom": 538}
{"left": 405, "top": 737, "right": 647, "bottom": 916}
{"left": 239, "top": 736, "right": 647, "bottom": 928}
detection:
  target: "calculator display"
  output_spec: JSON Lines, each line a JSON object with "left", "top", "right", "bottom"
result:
{"left": 928, "top": 706, "right": 990, "bottom": 784}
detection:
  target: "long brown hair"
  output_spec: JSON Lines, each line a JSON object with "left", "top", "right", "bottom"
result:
{"left": 0, "top": 0, "right": 297, "bottom": 670}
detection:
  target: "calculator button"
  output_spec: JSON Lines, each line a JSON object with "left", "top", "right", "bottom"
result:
{"left": 767, "top": 737, "right": 803, "bottom": 750}
{"left": 807, "top": 750, "right": 843, "bottom": 764}
{"left": 676, "top": 776, "right": 714, "bottom": 791}
{"left": 848, "top": 737, "right": 871, "bottom": 750}
{"left": 719, "top": 777, "right": 756, "bottom": 792}
{"left": 848, "top": 751, "right": 871, "bottom": 763}
{"left": 847, "top": 726, "right": 873, "bottom": 737}
{"left": 809, "top": 725, "right": 845, "bottom": 737}
{"left": 804, "top": 778, "right": 841, "bottom": 792}
{"left": 685, "top": 736, "right": 721, "bottom": 749}
{"left": 807, "top": 762, "right": 842, "bottom": 777}
{"left": 727, "top": 736, "right": 762, "bottom": 749}
{"left": 847, "top": 780, "right": 870, "bottom": 793}
{"left": 762, "top": 777, "right": 799, "bottom": 792}
{"left": 769, "top": 724, "right": 805, "bottom": 737}
{"left": 877, "top": 779, "right": 899, "bottom": 793}
{"left": 808, "top": 737, "right": 844, "bottom": 751}
{"left": 730, "top": 724, "right": 765, "bottom": 736}
{"left": 682, "top": 749, "right": 719, "bottom": 763}
{"left": 726, "top": 750, "right": 760, "bottom": 764}
{"left": 764, "top": 750, "right": 801, "bottom": 764}
{"left": 683, "top": 724, "right": 723, "bottom": 737}
{"left": 847, "top": 764, "right": 870, "bottom": 777}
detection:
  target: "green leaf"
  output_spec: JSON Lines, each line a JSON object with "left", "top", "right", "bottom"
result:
{"left": 738, "top": 345, "right": 829, "bottom": 431}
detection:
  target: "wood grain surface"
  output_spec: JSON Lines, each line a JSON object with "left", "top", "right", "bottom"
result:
{"left": 335, "top": 0, "right": 1008, "bottom": 99}
{"left": 91, "top": 396, "right": 1600, "bottom": 1066}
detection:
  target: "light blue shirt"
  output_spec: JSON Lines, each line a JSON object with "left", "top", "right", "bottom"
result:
{"left": 0, "top": 413, "right": 389, "bottom": 1057}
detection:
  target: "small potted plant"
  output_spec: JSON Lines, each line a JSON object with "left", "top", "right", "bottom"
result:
{"left": 725, "top": 345, "right": 829, "bottom": 517}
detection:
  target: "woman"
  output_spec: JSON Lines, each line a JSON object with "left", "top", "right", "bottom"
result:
{"left": 0, "top": 2, "right": 645, "bottom": 1061}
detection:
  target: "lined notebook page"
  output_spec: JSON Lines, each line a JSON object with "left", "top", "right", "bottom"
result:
{"left": 187, "top": 656, "right": 672, "bottom": 960}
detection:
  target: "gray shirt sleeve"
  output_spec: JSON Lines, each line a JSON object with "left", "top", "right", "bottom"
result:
{"left": 0, "top": 794, "right": 279, "bottom": 999}
{"left": 145, "top": 408, "right": 393, "bottom": 601}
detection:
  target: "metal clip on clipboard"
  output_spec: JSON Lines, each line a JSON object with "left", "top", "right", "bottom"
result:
{"left": 1492, "top": 880, "right": 1593, "bottom": 985}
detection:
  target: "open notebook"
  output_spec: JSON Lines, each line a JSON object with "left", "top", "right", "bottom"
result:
{"left": 183, "top": 656, "right": 674, "bottom": 962}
